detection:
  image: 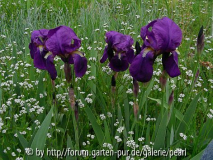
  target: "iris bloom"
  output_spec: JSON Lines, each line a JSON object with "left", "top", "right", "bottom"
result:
{"left": 129, "top": 17, "right": 182, "bottom": 82}
{"left": 29, "top": 26, "right": 87, "bottom": 80}
{"left": 45, "top": 26, "right": 87, "bottom": 78}
{"left": 29, "top": 29, "right": 57, "bottom": 80}
{"left": 100, "top": 31, "right": 134, "bottom": 72}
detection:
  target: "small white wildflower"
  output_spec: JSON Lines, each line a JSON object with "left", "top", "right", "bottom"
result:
{"left": 100, "top": 114, "right": 106, "bottom": 120}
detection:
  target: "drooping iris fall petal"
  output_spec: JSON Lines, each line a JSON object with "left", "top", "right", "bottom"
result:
{"left": 100, "top": 46, "right": 108, "bottom": 63}
{"left": 162, "top": 50, "right": 181, "bottom": 77}
{"left": 72, "top": 53, "right": 87, "bottom": 77}
{"left": 109, "top": 54, "right": 129, "bottom": 72}
{"left": 46, "top": 54, "right": 57, "bottom": 80}
{"left": 129, "top": 49, "right": 154, "bottom": 82}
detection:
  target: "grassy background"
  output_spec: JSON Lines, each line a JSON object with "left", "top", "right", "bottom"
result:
{"left": 0, "top": 0, "right": 213, "bottom": 159}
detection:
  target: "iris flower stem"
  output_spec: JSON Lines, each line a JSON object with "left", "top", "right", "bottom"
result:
{"left": 111, "top": 72, "right": 118, "bottom": 137}
{"left": 161, "top": 87, "right": 166, "bottom": 122}
{"left": 51, "top": 79, "right": 58, "bottom": 148}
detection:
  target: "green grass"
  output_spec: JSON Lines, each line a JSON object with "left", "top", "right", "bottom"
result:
{"left": 0, "top": 0, "right": 213, "bottom": 159}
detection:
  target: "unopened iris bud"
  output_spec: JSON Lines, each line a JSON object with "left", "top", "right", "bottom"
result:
{"left": 197, "top": 26, "right": 205, "bottom": 54}
{"left": 168, "top": 90, "right": 174, "bottom": 106}
{"left": 64, "top": 62, "right": 72, "bottom": 83}
{"left": 133, "top": 79, "right": 139, "bottom": 98}
{"left": 69, "top": 85, "right": 75, "bottom": 110}
{"left": 194, "top": 69, "right": 199, "bottom": 84}
{"left": 159, "top": 70, "right": 167, "bottom": 90}
{"left": 133, "top": 102, "right": 139, "bottom": 119}
{"left": 75, "top": 101, "right": 79, "bottom": 121}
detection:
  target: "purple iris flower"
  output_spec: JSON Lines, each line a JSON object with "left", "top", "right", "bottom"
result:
{"left": 29, "top": 29, "right": 57, "bottom": 80}
{"left": 100, "top": 31, "right": 134, "bottom": 72}
{"left": 45, "top": 26, "right": 87, "bottom": 78}
{"left": 129, "top": 17, "right": 182, "bottom": 82}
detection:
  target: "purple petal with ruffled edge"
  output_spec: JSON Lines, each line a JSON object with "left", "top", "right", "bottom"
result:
{"left": 46, "top": 26, "right": 81, "bottom": 56}
{"left": 153, "top": 17, "right": 182, "bottom": 52}
{"left": 109, "top": 54, "right": 129, "bottom": 72}
{"left": 31, "top": 29, "right": 49, "bottom": 46}
{"left": 129, "top": 49, "right": 154, "bottom": 82}
{"left": 100, "top": 46, "right": 108, "bottom": 63}
{"left": 29, "top": 29, "right": 49, "bottom": 60}
{"left": 72, "top": 54, "right": 87, "bottom": 77}
{"left": 105, "top": 31, "right": 134, "bottom": 53}
{"left": 46, "top": 54, "right": 57, "bottom": 80}
{"left": 140, "top": 17, "right": 182, "bottom": 52}
{"left": 162, "top": 51, "right": 181, "bottom": 77}
{"left": 140, "top": 20, "right": 158, "bottom": 50}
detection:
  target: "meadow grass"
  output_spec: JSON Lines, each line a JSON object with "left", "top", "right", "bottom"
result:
{"left": 0, "top": 0, "right": 213, "bottom": 159}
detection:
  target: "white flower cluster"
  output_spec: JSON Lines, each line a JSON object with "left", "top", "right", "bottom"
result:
{"left": 179, "top": 133, "right": 187, "bottom": 140}
{"left": 126, "top": 138, "right": 139, "bottom": 149}
{"left": 115, "top": 136, "right": 122, "bottom": 142}
{"left": 207, "top": 109, "right": 213, "bottom": 119}
{"left": 117, "top": 126, "right": 125, "bottom": 133}
{"left": 102, "top": 66, "right": 112, "bottom": 75}
{"left": 100, "top": 114, "right": 106, "bottom": 120}
{"left": 85, "top": 94, "right": 93, "bottom": 104}
{"left": 103, "top": 143, "right": 113, "bottom": 150}
{"left": 0, "top": 117, "right": 4, "bottom": 130}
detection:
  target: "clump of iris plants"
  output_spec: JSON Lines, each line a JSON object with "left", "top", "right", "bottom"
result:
{"left": 29, "top": 26, "right": 87, "bottom": 119}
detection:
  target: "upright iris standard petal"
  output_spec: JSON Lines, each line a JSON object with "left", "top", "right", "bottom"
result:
{"left": 152, "top": 17, "right": 182, "bottom": 52}
{"left": 29, "top": 29, "right": 49, "bottom": 59}
{"left": 109, "top": 54, "right": 129, "bottom": 72}
{"left": 140, "top": 20, "right": 158, "bottom": 50}
{"left": 46, "top": 26, "right": 81, "bottom": 56}
{"left": 140, "top": 17, "right": 182, "bottom": 53}
{"left": 162, "top": 51, "right": 181, "bottom": 77}
{"left": 106, "top": 31, "right": 134, "bottom": 52}
{"left": 129, "top": 49, "right": 154, "bottom": 82}
{"left": 101, "top": 31, "right": 134, "bottom": 72}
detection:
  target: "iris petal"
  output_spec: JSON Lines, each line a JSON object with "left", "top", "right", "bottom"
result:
{"left": 162, "top": 51, "right": 181, "bottom": 77}
{"left": 129, "top": 50, "right": 154, "bottom": 82}
{"left": 153, "top": 17, "right": 182, "bottom": 52}
{"left": 126, "top": 48, "right": 134, "bottom": 64}
{"left": 140, "top": 17, "right": 182, "bottom": 53}
{"left": 109, "top": 54, "right": 129, "bottom": 72}
{"left": 46, "top": 26, "right": 81, "bottom": 55}
{"left": 33, "top": 49, "right": 47, "bottom": 70}
{"left": 100, "top": 46, "right": 108, "bottom": 63}
{"left": 72, "top": 54, "right": 87, "bottom": 77}
{"left": 106, "top": 31, "right": 134, "bottom": 53}
{"left": 46, "top": 54, "right": 57, "bottom": 80}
